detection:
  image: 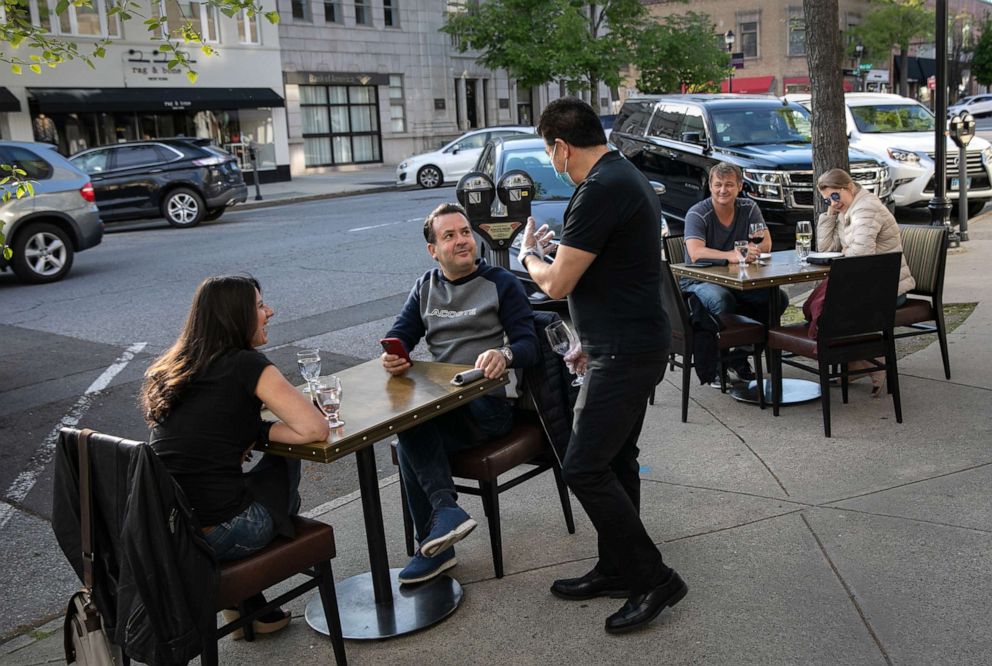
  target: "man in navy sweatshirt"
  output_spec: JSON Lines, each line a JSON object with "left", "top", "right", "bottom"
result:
{"left": 381, "top": 202, "right": 539, "bottom": 584}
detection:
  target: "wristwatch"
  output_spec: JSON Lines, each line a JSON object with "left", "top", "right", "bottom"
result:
{"left": 498, "top": 346, "right": 514, "bottom": 366}
{"left": 519, "top": 249, "right": 542, "bottom": 267}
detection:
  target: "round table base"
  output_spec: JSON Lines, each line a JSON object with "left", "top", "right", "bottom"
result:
{"left": 730, "top": 378, "right": 821, "bottom": 405}
{"left": 305, "top": 568, "right": 463, "bottom": 640}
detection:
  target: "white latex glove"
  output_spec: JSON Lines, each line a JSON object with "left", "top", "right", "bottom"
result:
{"left": 535, "top": 222, "right": 557, "bottom": 256}
{"left": 563, "top": 343, "right": 587, "bottom": 377}
{"left": 518, "top": 217, "right": 543, "bottom": 264}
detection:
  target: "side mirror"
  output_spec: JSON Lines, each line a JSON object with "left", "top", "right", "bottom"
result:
{"left": 681, "top": 132, "right": 704, "bottom": 145}
{"left": 649, "top": 180, "right": 666, "bottom": 196}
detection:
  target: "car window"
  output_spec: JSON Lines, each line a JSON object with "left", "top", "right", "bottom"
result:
{"left": 710, "top": 107, "right": 812, "bottom": 146}
{"left": 850, "top": 104, "right": 935, "bottom": 133}
{"left": 71, "top": 150, "right": 110, "bottom": 174}
{"left": 615, "top": 101, "right": 653, "bottom": 136}
{"left": 0, "top": 146, "right": 54, "bottom": 180}
{"left": 451, "top": 133, "right": 487, "bottom": 152}
{"left": 500, "top": 147, "right": 572, "bottom": 201}
{"left": 489, "top": 130, "right": 528, "bottom": 141}
{"left": 477, "top": 144, "right": 496, "bottom": 177}
{"left": 153, "top": 145, "right": 182, "bottom": 162}
{"left": 681, "top": 108, "right": 707, "bottom": 141}
{"left": 113, "top": 145, "right": 163, "bottom": 169}
{"left": 647, "top": 104, "right": 685, "bottom": 140}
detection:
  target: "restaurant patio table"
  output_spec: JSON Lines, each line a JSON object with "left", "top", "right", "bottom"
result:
{"left": 259, "top": 358, "right": 509, "bottom": 640}
{"left": 669, "top": 249, "right": 830, "bottom": 405}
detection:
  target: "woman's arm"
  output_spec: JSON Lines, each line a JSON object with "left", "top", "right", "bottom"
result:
{"left": 255, "top": 365, "right": 329, "bottom": 443}
{"left": 844, "top": 197, "right": 885, "bottom": 258}
{"left": 816, "top": 211, "right": 841, "bottom": 252}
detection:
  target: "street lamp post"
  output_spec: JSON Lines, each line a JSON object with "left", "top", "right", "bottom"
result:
{"left": 854, "top": 42, "right": 864, "bottom": 92}
{"left": 725, "top": 30, "right": 735, "bottom": 93}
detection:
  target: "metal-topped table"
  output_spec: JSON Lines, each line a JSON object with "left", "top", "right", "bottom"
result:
{"left": 669, "top": 249, "right": 830, "bottom": 404}
{"left": 260, "top": 359, "right": 509, "bottom": 639}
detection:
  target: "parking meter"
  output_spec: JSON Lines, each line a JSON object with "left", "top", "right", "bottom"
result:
{"left": 948, "top": 112, "right": 976, "bottom": 241}
{"left": 456, "top": 170, "right": 534, "bottom": 268}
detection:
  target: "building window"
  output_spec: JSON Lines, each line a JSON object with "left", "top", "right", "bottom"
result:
{"left": 787, "top": 6, "right": 805, "bottom": 57}
{"left": 300, "top": 84, "right": 382, "bottom": 167}
{"left": 845, "top": 12, "right": 861, "bottom": 49}
{"left": 354, "top": 0, "right": 370, "bottom": 25}
{"left": 389, "top": 74, "right": 406, "bottom": 132}
{"left": 155, "top": 0, "right": 219, "bottom": 42}
{"left": 291, "top": 0, "right": 310, "bottom": 21}
{"left": 324, "top": 0, "right": 340, "bottom": 22}
{"left": 383, "top": 0, "right": 397, "bottom": 27}
{"left": 238, "top": 9, "right": 260, "bottom": 43}
{"left": 30, "top": 0, "right": 120, "bottom": 37}
{"left": 736, "top": 10, "right": 759, "bottom": 59}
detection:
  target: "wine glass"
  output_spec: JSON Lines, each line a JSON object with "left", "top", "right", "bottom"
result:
{"left": 734, "top": 240, "right": 749, "bottom": 275}
{"left": 545, "top": 320, "right": 583, "bottom": 387}
{"left": 795, "top": 220, "right": 813, "bottom": 265}
{"left": 748, "top": 221, "right": 767, "bottom": 248}
{"left": 297, "top": 349, "right": 321, "bottom": 394}
{"left": 313, "top": 375, "right": 345, "bottom": 428}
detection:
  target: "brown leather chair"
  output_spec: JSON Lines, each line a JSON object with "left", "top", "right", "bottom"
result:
{"left": 896, "top": 224, "right": 950, "bottom": 379}
{"left": 653, "top": 260, "right": 767, "bottom": 421}
{"left": 767, "top": 253, "right": 903, "bottom": 438}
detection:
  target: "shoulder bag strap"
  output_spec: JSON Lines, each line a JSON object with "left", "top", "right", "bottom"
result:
{"left": 77, "top": 428, "right": 96, "bottom": 591}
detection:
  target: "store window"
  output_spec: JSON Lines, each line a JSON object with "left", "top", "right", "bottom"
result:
{"left": 384, "top": 0, "right": 397, "bottom": 27}
{"left": 324, "top": 0, "right": 340, "bottom": 22}
{"left": 238, "top": 9, "right": 260, "bottom": 43}
{"left": 30, "top": 0, "right": 120, "bottom": 37}
{"left": 787, "top": 6, "right": 805, "bottom": 57}
{"left": 389, "top": 74, "right": 406, "bottom": 133}
{"left": 300, "top": 84, "right": 381, "bottom": 167}
{"left": 155, "top": 0, "right": 220, "bottom": 42}
{"left": 354, "top": 0, "right": 370, "bottom": 25}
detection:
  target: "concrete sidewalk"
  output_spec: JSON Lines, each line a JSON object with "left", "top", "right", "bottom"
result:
{"left": 238, "top": 164, "right": 407, "bottom": 210}
{"left": 4, "top": 218, "right": 991, "bottom": 665}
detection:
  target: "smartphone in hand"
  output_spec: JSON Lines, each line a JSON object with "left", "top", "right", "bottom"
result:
{"left": 379, "top": 337, "right": 412, "bottom": 365}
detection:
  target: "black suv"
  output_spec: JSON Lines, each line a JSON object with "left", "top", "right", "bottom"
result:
{"left": 611, "top": 95, "right": 891, "bottom": 246}
{"left": 70, "top": 139, "right": 247, "bottom": 228}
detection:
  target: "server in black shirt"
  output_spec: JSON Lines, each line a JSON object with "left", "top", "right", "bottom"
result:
{"left": 519, "top": 97, "right": 687, "bottom": 634}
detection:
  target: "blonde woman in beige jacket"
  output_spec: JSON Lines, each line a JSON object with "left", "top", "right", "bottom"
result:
{"left": 815, "top": 168, "right": 915, "bottom": 396}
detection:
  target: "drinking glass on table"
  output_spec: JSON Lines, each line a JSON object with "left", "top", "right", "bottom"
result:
{"left": 734, "top": 240, "right": 750, "bottom": 275}
{"left": 296, "top": 349, "right": 321, "bottom": 394}
{"left": 313, "top": 375, "right": 345, "bottom": 428}
{"left": 545, "top": 320, "right": 584, "bottom": 386}
{"left": 795, "top": 220, "right": 813, "bottom": 265}
{"left": 748, "top": 221, "right": 767, "bottom": 247}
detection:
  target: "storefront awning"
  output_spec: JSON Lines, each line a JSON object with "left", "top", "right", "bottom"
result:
{"left": 0, "top": 87, "right": 21, "bottom": 112}
{"left": 720, "top": 76, "right": 776, "bottom": 94}
{"left": 27, "top": 87, "right": 285, "bottom": 113}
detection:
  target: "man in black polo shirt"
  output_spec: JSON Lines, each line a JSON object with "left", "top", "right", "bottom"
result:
{"left": 519, "top": 97, "right": 687, "bottom": 634}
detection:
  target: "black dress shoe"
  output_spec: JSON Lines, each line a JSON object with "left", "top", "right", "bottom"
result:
{"left": 604, "top": 570, "right": 688, "bottom": 634}
{"left": 550, "top": 567, "right": 629, "bottom": 600}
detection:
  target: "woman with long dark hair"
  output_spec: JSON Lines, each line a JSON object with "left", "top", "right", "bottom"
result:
{"left": 140, "top": 275, "right": 328, "bottom": 637}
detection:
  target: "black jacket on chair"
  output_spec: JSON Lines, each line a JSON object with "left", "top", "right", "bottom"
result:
{"left": 53, "top": 431, "right": 217, "bottom": 666}
{"left": 525, "top": 310, "right": 579, "bottom": 464}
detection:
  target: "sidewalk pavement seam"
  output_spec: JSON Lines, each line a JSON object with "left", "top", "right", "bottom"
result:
{"left": 664, "top": 507, "right": 808, "bottom": 546}
{"left": 639, "top": 477, "right": 812, "bottom": 508}
{"left": 800, "top": 512, "right": 894, "bottom": 666}
{"left": 820, "top": 505, "right": 992, "bottom": 536}
{"left": 819, "top": 459, "right": 992, "bottom": 508}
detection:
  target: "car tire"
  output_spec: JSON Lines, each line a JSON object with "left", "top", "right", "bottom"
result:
{"left": 204, "top": 207, "right": 225, "bottom": 221}
{"left": 11, "top": 222, "right": 74, "bottom": 284}
{"left": 417, "top": 165, "right": 443, "bottom": 189}
{"left": 967, "top": 200, "right": 987, "bottom": 218}
{"left": 162, "top": 188, "right": 206, "bottom": 227}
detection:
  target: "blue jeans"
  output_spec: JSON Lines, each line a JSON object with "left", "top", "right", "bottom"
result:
{"left": 205, "top": 455, "right": 302, "bottom": 563}
{"left": 681, "top": 280, "right": 789, "bottom": 325}
{"left": 396, "top": 395, "right": 514, "bottom": 542}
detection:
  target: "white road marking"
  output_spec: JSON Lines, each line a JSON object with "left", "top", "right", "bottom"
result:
{"left": 302, "top": 473, "right": 399, "bottom": 519}
{"left": 0, "top": 342, "right": 147, "bottom": 531}
{"left": 348, "top": 217, "right": 420, "bottom": 233}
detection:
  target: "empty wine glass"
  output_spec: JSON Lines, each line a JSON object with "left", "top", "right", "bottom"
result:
{"left": 297, "top": 349, "right": 321, "bottom": 394}
{"left": 545, "top": 320, "right": 583, "bottom": 387}
{"left": 313, "top": 375, "right": 345, "bottom": 428}
{"left": 734, "top": 240, "right": 749, "bottom": 275}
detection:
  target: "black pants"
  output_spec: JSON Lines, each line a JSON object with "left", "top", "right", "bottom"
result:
{"left": 561, "top": 349, "right": 670, "bottom": 595}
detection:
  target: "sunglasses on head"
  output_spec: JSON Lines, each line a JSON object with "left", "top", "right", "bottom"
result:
{"left": 821, "top": 192, "right": 842, "bottom": 207}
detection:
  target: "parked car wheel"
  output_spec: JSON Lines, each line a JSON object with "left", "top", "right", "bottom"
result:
{"left": 162, "top": 188, "right": 205, "bottom": 227}
{"left": 417, "top": 165, "right": 443, "bottom": 189}
{"left": 11, "top": 222, "right": 74, "bottom": 283}
{"left": 967, "top": 200, "right": 987, "bottom": 218}
{"left": 204, "top": 207, "right": 225, "bottom": 221}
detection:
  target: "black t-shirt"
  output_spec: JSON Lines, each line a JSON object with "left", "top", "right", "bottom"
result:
{"left": 559, "top": 151, "right": 670, "bottom": 354}
{"left": 150, "top": 349, "right": 272, "bottom": 526}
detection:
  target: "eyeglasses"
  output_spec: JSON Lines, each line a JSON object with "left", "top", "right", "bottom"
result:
{"left": 821, "top": 192, "right": 841, "bottom": 207}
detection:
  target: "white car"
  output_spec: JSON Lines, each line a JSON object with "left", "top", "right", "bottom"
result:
{"left": 948, "top": 94, "right": 992, "bottom": 118}
{"left": 789, "top": 92, "right": 992, "bottom": 216}
{"left": 396, "top": 126, "right": 534, "bottom": 189}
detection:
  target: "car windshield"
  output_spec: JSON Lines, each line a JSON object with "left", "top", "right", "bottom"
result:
{"left": 850, "top": 104, "right": 935, "bottom": 133}
{"left": 499, "top": 146, "right": 573, "bottom": 201}
{"left": 710, "top": 107, "right": 812, "bottom": 147}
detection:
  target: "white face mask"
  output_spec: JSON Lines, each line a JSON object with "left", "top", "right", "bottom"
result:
{"left": 551, "top": 143, "right": 576, "bottom": 188}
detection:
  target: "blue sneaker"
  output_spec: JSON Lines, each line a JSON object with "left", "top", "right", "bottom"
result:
{"left": 398, "top": 547, "right": 457, "bottom": 585}
{"left": 420, "top": 506, "right": 477, "bottom": 558}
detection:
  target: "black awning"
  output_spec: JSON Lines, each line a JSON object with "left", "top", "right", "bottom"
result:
{"left": 27, "top": 87, "right": 284, "bottom": 113}
{"left": 0, "top": 87, "right": 21, "bottom": 112}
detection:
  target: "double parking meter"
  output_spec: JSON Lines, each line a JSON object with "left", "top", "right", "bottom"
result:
{"left": 948, "top": 112, "right": 976, "bottom": 241}
{"left": 455, "top": 170, "right": 535, "bottom": 268}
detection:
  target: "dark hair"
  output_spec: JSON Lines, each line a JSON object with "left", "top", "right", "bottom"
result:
{"left": 423, "top": 202, "right": 468, "bottom": 243}
{"left": 140, "top": 275, "right": 260, "bottom": 424}
{"left": 536, "top": 97, "right": 607, "bottom": 148}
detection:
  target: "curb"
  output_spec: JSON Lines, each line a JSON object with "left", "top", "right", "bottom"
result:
{"left": 237, "top": 184, "right": 418, "bottom": 211}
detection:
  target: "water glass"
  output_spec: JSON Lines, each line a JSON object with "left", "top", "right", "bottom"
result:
{"left": 297, "top": 349, "right": 321, "bottom": 394}
{"left": 313, "top": 375, "right": 345, "bottom": 428}
{"left": 545, "top": 320, "right": 583, "bottom": 387}
{"left": 734, "top": 240, "right": 749, "bottom": 274}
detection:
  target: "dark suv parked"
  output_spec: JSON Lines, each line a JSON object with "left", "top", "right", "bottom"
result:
{"left": 610, "top": 95, "right": 891, "bottom": 246}
{"left": 70, "top": 138, "right": 247, "bottom": 227}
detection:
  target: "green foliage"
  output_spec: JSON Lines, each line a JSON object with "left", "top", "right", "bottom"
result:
{"left": 442, "top": 0, "right": 651, "bottom": 109}
{"left": 636, "top": 12, "right": 728, "bottom": 94}
{"left": 849, "top": 0, "right": 934, "bottom": 63}
{"left": 0, "top": 164, "right": 35, "bottom": 261}
{"left": 970, "top": 19, "right": 992, "bottom": 86}
{"left": 1, "top": 0, "right": 279, "bottom": 80}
